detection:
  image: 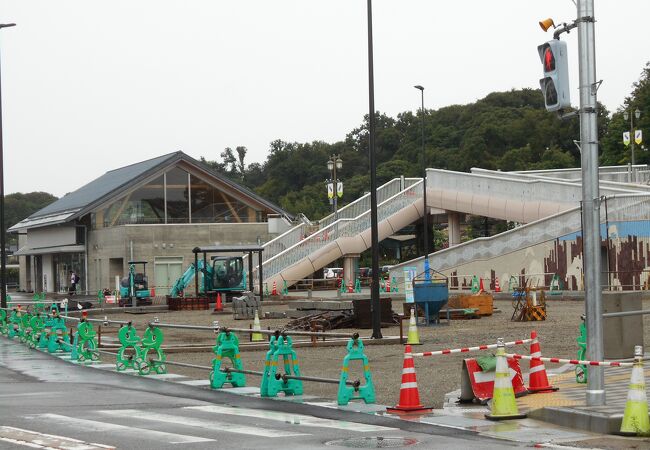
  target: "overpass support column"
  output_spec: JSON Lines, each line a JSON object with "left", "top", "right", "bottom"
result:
{"left": 447, "top": 212, "right": 462, "bottom": 247}
{"left": 343, "top": 254, "right": 360, "bottom": 290}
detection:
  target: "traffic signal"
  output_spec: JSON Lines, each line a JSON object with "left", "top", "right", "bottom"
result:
{"left": 537, "top": 40, "right": 570, "bottom": 112}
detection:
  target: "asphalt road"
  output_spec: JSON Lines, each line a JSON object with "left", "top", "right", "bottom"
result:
{"left": 0, "top": 338, "right": 521, "bottom": 449}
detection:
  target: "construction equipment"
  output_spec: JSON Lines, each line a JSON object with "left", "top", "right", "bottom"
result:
{"left": 119, "top": 261, "right": 152, "bottom": 307}
{"left": 511, "top": 286, "right": 546, "bottom": 321}
{"left": 169, "top": 256, "right": 246, "bottom": 300}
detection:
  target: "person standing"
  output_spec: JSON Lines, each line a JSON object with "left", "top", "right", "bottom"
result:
{"left": 69, "top": 271, "right": 77, "bottom": 295}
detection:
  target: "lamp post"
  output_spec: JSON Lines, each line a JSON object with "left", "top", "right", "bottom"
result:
{"left": 623, "top": 108, "right": 641, "bottom": 166}
{"left": 414, "top": 85, "right": 430, "bottom": 280}
{"left": 0, "top": 23, "right": 15, "bottom": 310}
{"left": 327, "top": 155, "right": 343, "bottom": 219}
{"left": 366, "top": 0, "right": 382, "bottom": 339}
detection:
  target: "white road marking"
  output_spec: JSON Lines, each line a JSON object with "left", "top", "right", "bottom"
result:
{"left": 24, "top": 414, "right": 213, "bottom": 445}
{"left": 97, "top": 409, "right": 309, "bottom": 438}
{"left": 0, "top": 425, "right": 114, "bottom": 449}
{"left": 177, "top": 379, "right": 211, "bottom": 386}
{"left": 0, "top": 392, "right": 64, "bottom": 398}
{"left": 186, "top": 405, "right": 397, "bottom": 432}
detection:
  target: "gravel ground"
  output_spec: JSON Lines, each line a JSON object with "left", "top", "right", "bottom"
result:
{"left": 95, "top": 297, "right": 650, "bottom": 408}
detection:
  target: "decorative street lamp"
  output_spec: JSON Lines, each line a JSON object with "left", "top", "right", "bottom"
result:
{"left": 623, "top": 107, "right": 642, "bottom": 166}
{"left": 414, "top": 85, "right": 430, "bottom": 280}
{"left": 326, "top": 155, "right": 343, "bottom": 219}
{"left": 0, "top": 23, "right": 16, "bottom": 310}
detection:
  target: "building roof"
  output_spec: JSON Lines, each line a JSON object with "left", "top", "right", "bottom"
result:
{"left": 9, "top": 151, "right": 293, "bottom": 231}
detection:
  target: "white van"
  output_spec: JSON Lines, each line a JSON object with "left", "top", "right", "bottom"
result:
{"left": 324, "top": 268, "right": 343, "bottom": 279}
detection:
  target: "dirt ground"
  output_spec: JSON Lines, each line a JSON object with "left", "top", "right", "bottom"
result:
{"left": 95, "top": 297, "right": 650, "bottom": 408}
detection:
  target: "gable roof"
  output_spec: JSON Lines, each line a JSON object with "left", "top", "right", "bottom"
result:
{"left": 9, "top": 151, "right": 293, "bottom": 231}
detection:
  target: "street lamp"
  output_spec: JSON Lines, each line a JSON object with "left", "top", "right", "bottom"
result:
{"left": 327, "top": 155, "right": 343, "bottom": 219}
{"left": 623, "top": 108, "right": 642, "bottom": 166}
{"left": 366, "top": 0, "right": 382, "bottom": 339}
{"left": 414, "top": 85, "right": 431, "bottom": 280}
{"left": 0, "top": 23, "right": 16, "bottom": 310}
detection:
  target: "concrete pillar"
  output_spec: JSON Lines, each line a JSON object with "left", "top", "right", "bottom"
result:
{"left": 342, "top": 254, "right": 360, "bottom": 290}
{"left": 448, "top": 211, "right": 462, "bottom": 247}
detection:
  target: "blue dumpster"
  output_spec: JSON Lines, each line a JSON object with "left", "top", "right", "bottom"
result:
{"left": 413, "top": 270, "right": 449, "bottom": 326}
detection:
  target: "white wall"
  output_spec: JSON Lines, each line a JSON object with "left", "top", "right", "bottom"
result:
{"left": 42, "top": 254, "right": 54, "bottom": 293}
{"left": 28, "top": 226, "right": 76, "bottom": 249}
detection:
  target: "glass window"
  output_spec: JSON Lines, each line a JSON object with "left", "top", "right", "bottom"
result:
{"left": 190, "top": 174, "right": 255, "bottom": 223}
{"left": 97, "top": 175, "right": 165, "bottom": 227}
{"left": 165, "top": 168, "right": 189, "bottom": 223}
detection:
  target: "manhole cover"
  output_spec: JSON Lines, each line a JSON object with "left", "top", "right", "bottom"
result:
{"left": 325, "top": 437, "right": 418, "bottom": 448}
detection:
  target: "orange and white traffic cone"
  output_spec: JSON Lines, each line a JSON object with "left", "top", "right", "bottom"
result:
{"left": 347, "top": 280, "right": 353, "bottom": 293}
{"left": 527, "top": 330, "right": 558, "bottom": 393}
{"left": 386, "top": 278, "right": 391, "bottom": 292}
{"left": 479, "top": 278, "right": 485, "bottom": 293}
{"left": 213, "top": 292, "right": 223, "bottom": 312}
{"left": 386, "top": 345, "right": 432, "bottom": 414}
{"left": 494, "top": 277, "right": 501, "bottom": 293}
{"left": 272, "top": 281, "right": 278, "bottom": 296}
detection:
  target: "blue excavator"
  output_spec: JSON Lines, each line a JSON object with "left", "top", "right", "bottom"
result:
{"left": 118, "top": 261, "right": 153, "bottom": 307}
{"left": 169, "top": 256, "right": 246, "bottom": 299}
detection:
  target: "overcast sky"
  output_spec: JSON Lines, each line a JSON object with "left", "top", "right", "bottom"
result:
{"left": 1, "top": 1, "right": 648, "bottom": 197}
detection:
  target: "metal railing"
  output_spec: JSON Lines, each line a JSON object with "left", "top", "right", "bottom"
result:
{"left": 258, "top": 180, "right": 423, "bottom": 281}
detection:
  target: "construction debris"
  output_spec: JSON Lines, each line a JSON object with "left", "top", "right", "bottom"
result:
{"left": 232, "top": 292, "right": 261, "bottom": 320}
{"left": 284, "top": 310, "right": 355, "bottom": 331}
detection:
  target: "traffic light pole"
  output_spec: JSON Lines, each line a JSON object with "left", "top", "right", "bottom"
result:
{"left": 577, "top": 0, "right": 605, "bottom": 406}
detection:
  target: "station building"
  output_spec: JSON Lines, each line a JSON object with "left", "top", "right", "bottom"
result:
{"left": 9, "top": 151, "right": 293, "bottom": 295}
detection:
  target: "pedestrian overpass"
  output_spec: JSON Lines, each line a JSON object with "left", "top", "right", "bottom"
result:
{"left": 250, "top": 165, "right": 650, "bottom": 292}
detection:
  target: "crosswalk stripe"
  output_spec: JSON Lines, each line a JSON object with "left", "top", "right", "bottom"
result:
{"left": 25, "top": 414, "right": 214, "bottom": 444}
{"left": 97, "top": 409, "right": 309, "bottom": 438}
{"left": 0, "top": 426, "right": 114, "bottom": 450}
{"left": 186, "top": 405, "right": 397, "bottom": 432}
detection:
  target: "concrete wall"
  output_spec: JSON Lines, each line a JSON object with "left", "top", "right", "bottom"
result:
{"left": 88, "top": 223, "right": 276, "bottom": 292}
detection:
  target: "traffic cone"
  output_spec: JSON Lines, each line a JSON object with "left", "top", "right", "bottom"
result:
{"left": 485, "top": 338, "right": 527, "bottom": 420}
{"left": 479, "top": 278, "right": 485, "bottom": 293}
{"left": 347, "top": 280, "right": 353, "bottom": 293}
{"left": 251, "top": 309, "right": 264, "bottom": 342}
{"left": 620, "top": 345, "right": 650, "bottom": 436}
{"left": 407, "top": 308, "right": 420, "bottom": 345}
{"left": 271, "top": 281, "right": 278, "bottom": 296}
{"left": 386, "top": 344, "right": 432, "bottom": 414}
{"left": 527, "top": 330, "right": 557, "bottom": 393}
{"left": 213, "top": 293, "right": 223, "bottom": 312}
{"left": 386, "top": 278, "right": 391, "bottom": 292}
{"left": 494, "top": 277, "right": 501, "bottom": 293}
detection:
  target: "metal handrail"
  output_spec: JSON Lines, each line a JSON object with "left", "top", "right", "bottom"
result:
{"left": 259, "top": 180, "right": 423, "bottom": 281}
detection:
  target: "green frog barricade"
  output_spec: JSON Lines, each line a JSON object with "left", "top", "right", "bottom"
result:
{"left": 2, "top": 309, "right": 376, "bottom": 407}
{"left": 150, "top": 322, "right": 376, "bottom": 406}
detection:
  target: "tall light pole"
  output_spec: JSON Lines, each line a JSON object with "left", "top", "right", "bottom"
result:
{"left": 327, "top": 155, "right": 343, "bottom": 219}
{"left": 414, "top": 85, "right": 430, "bottom": 280}
{"left": 366, "top": 0, "right": 381, "bottom": 339}
{"left": 0, "top": 23, "right": 15, "bottom": 310}
{"left": 623, "top": 108, "right": 641, "bottom": 166}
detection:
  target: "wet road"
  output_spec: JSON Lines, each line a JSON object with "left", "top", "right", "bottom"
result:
{"left": 0, "top": 338, "right": 520, "bottom": 449}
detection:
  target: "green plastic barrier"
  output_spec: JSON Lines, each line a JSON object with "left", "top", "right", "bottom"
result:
{"left": 116, "top": 323, "right": 143, "bottom": 372}
{"left": 210, "top": 330, "right": 245, "bottom": 388}
{"left": 576, "top": 320, "right": 587, "bottom": 384}
{"left": 337, "top": 335, "right": 376, "bottom": 406}
{"left": 0, "top": 309, "right": 7, "bottom": 335}
{"left": 138, "top": 325, "right": 166, "bottom": 375}
{"left": 261, "top": 333, "right": 302, "bottom": 397}
{"left": 76, "top": 319, "right": 99, "bottom": 363}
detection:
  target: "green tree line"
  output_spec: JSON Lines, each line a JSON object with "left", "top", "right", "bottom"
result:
{"left": 202, "top": 62, "right": 649, "bottom": 219}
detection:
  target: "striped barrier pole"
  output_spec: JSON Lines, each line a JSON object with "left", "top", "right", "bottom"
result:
{"left": 505, "top": 353, "right": 634, "bottom": 368}
{"left": 410, "top": 338, "right": 533, "bottom": 357}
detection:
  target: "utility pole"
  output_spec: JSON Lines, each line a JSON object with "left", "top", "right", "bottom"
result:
{"left": 577, "top": 0, "right": 605, "bottom": 406}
